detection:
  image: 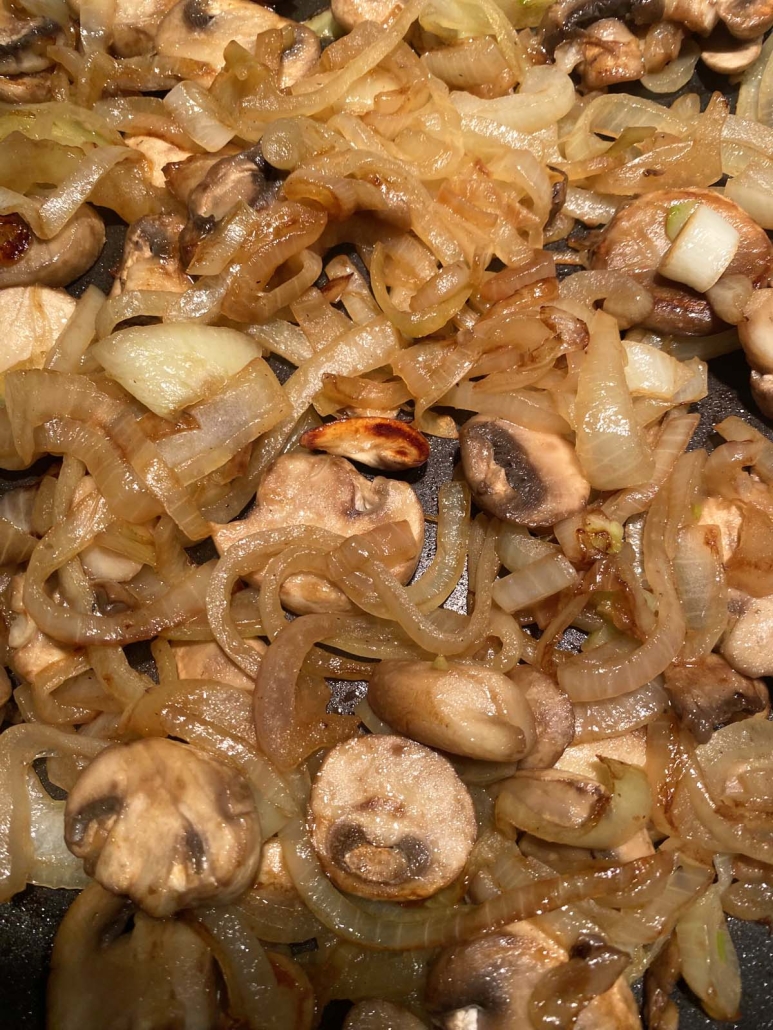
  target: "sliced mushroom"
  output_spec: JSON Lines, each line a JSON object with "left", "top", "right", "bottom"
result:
{"left": 301, "top": 417, "right": 430, "bottom": 471}
{"left": 0, "top": 206, "right": 105, "bottom": 289}
{"left": 367, "top": 659, "right": 537, "bottom": 762}
{"left": 663, "top": 653, "right": 768, "bottom": 744}
{"left": 459, "top": 415, "right": 590, "bottom": 529}
{"left": 172, "top": 638, "right": 265, "bottom": 689}
{"left": 700, "top": 24, "right": 763, "bottom": 72}
{"left": 48, "top": 883, "right": 220, "bottom": 1030}
{"left": 722, "top": 592, "right": 773, "bottom": 678}
{"left": 540, "top": 0, "right": 660, "bottom": 49}
{"left": 0, "top": 71, "right": 52, "bottom": 102}
{"left": 0, "top": 285, "right": 75, "bottom": 390}
{"left": 310, "top": 734, "right": 477, "bottom": 901}
{"left": 109, "top": 214, "right": 191, "bottom": 298}
{"left": 738, "top": 287, "right": 773, "bottom": 373}
{"left": 0, "top": 8, "right": 61, "bottom": 75}
{"left": 590, "top": 189, "right": 773, "bottom": 335}
{"left": 64, "top": 737, "right": 262, "bottom": 917}
{"left": 426, "top": 923, "right": 641, "bottom": 1030}
{"left": 155, "top": 0, "right": 320, "bottom": 87}
{"left": 331, "top": 0, "right": 401, "bottom": 30}
{"left": 750, "top": 371, "right": 773, "bottom": 419}
{"left": 717, "top": 0, "right": 773, "bottom": 39}
{"left": 509, "top": 665, "right": 575, "bottom": 770}
{"left": 211, "top": 452, "right": 424, "bottom": 614}
{"left": 577, "top": 19, "right": 645, "bottom": 90}
{"left": 178, "top": 145, "right": 281, "bottom": 268}
{"left": 496, "top": 758, "right": 651, "bottom": 849}
{"left": 8, "top": 574, "right": 72, "bottom": 683}
{"left": 344, "top": 1000, "right": 427, "bottom": 1030}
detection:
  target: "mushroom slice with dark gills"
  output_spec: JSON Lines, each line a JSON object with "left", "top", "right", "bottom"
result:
{"left": 459, "top": 415, "right": 590, "bottom": 529}
{"left": 109, "top": 214, "right": 191, "bottom": 297}
{"left": 0, "top": 206, "right": 104, "bottom": 289}
{"left": 664, "top": 653, "right": 769, "bottom": 743}
{"left": 155, "top": 0, "right": 320, "bottom": 87}
{"left": 590, "top": 189, "right": 773, "bottom": 335}
{"left": 0, "top": 6, "right": 61, "bottom": 75}
{"left": 310, "top": 735, "right": 477, "bottom": 901}
{"left": 64, "top": 737, "right": 262, "bottom": 917}
{"left": 178, "top": 144, "right": 281, "bottom": 269}
{"left": 367, "top": 659, "right": 537, "bottom": 763}
{"left": 211, "top": 452, "right": 424, "bottom": 614}
{"left": 426, "top": 923, "right": 641, "bottom": 1030}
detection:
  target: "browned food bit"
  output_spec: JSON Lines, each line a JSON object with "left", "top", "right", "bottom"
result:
{"left": 109, "top": 214, "right": 191, "bottom": 297}
{"left": 64, "top": 737, "right": 262, "bottom": 917}
{"left": 529, "top": 937, "right": 632, "bottom": 1030}
{"left": 590, "top": 189, "right": 773, "bottom": 334}
{"left": 300, "top": 416, "right": 430, "bottom": 471}
{"left": 577, "top": 19, "right": 645, "bottom": 90}
{"left": 716, "top": 0, "right": 773, "bottom": 39}
{"left": 426, "top": 924, "right": 641, "bottom": 1030}
{"left": 309, "top": 734, "right": 477, "bottom": 901}
{"left": 509, "top": 665, "right": 576, "bottom": 770}
{"left": 367, "top": 659, "right": 537, "bottom": 762}
{"left": 0, "top": 214, "right": 31, "bottom": 266}
{"left": 459, "top": 415, "right": 591, "bottom": 529}
{"left": 211, "top": 452, "right": 424, "bottom": 613}
{"left": 0, "top": 8, "right": 60, "bottom": 75}
{"left": 643, "top": 932, "right": 681, "bottom": 1030}
{"left": 0, "top": 206, "right": 105, "bottom": 289}
{"left": 663, "top": 653, "right": 769, "bottom": 743}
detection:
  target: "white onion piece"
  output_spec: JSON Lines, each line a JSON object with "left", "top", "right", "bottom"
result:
{"left": 451, "top": 66, "right": 575, "bottom": 134}
{"left": 492, "top": 553, "right": 579, "bottom": 613}
{"left": 725, "top": 158, "right": 773, "bottom": 229}
{"left": 27, "top": 770, "right": 88, "bottom": 890}
{"left": 673, "top": 524, "right": 728, "bottom": 659}
{"left": 676, "top": 886, "right": 741, "bottom": 1022}
{"left": 659, "top": 204, "right": 740, "bottom": 294}
{"left": 93, "top": 324, "right": 263, "bottom": 419}
{"left": 641, "top": 41, "right": 700, "bottom": 94}
{"left": 573, "top": 679, "right": 669, "bottom": 743}
{"left": 623, "top": 341, "right": 692, "bottom": 400}
{"left": 163, "top": 81, "right": 235, "bottom": 153}
{"left": 497, "top": 524, "right": 558, "bottom": 573}
{"left": 563, "top": 187, "right": 621, "bottom": 226}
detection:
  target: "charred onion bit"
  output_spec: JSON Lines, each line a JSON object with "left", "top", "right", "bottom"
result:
{"left": 459, "top": 415, "right": 590, "bottom": 529}
{"left": 590, "top": 189, "right": 773, "bottom": 335}
{"left": 426, "top": 924, "right": 640, "bottom": 1030}
{"left": 0, "top": 214, "right": 31, "bottom": 266}
{"left": 300, "top": 416, "right": 430, "bottom": 470}
{"left": 367, "top": 659, "right": 537, "bottom": 762}
{"left": 64, "top": 737, "right": 262, "bottom": 917}
{"left": 310, "top": 734, "right": 477, "bottom": 901}
{"left": 663, "top": 653, "right": 769, "bottom": 743}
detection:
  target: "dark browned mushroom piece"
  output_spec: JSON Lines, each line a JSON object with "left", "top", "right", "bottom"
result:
{"left": 300, "top": 417, "right": 430, "bottom": 471}
{"left": 109, "top": 214, "right": 191, "bottom": 297}
{"left": 426, "top": 924, "right": 640, "bottom": 1030}
{"left": 0, "top": 207, "right": 105, "bottom": 289}
{"left": 577, "top": 19, "right": 645, "bottom": 90}
{"left": 717, "top": 0, "right": 773, "bottom": 39}
{"left": 211, "top": 452, "right": 424, "bottom": 614}
{"left": 663, "top": 653, "right": 769, "bottom": 743}
{"left": 367, "top": 659, "right": 537, "bottom": 762}
{"left": 178, "top": 145, "right": 281, "bottom": 268}
{"left": 540, "top": 0, "right": 663, "bottom": 50}
{"left": 459, "top": 415, "right": 591, "bottom": 529}
{"left": 309, "top": 734, "right": 477, "bottom": 901}
{"left": 0, "top": 7, "right": 61, "bottom": 75}
{"left": 590, "top": 189, "right": 773, "bottom": 335}
{"left": 64, "top": 737, "right": 262, "bottom": 917}
{"left": 509, "top": 665, "right": 575, "bottom": 770}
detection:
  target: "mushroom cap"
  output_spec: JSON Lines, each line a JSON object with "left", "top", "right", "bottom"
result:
{"left": 459, "top": 415, "right": 590, "bottom": 529}
{"left": 663, "top": 653, "right": 768, "bottom": 743}
{"left": 700, "top": 25, "right": 763, "bottom": 72}
{"left": 590, "top": 189, "right": 773, "bottom": 335}
{"left": 426, "top": 924, "right": 640, "bottom": 1030}
{"left": 578, "top": 19, "right": 645, "bottom": 90}
{"left": 310, "top": 734, "right": 477, "bottom": 901}
{"left": 717, "top": 0, "right": 773, "bottom": 38}
{"left": 509, "top": 665, "right": 575, "bottom": 770}
{"left": 0, "top": 205, "right": 105, "bottom": 290}
{"left": 367, "top": 659, "right": 537, "bottom": 762}
{"left": 64, "top": 737, "right": 262, "bottom": 917}
{"left": 722, "top": 592, "right": 773, "bottom": 678}
{"left": 211, "top": 452, "right": 424, "bottom": 613}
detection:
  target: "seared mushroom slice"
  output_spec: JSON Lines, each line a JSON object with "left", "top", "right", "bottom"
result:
{"left": 344, "top": 1000, "right": 427, "bottom": 1029}
{"left": 301, "top": 417, "right": 430, "bottom": 471}
{"left": 700, "top": 25, "right": 763, "bottom": 72}
{"left": 211, "top": 452, "right": 424, "bottom": 614}
{"left": 577, "top": 19, "right": 645, "bottom": 90}
{"left": 509, "top": 665, "right": 575, "bottom": 770}
{"left": 590, "top": 189, "right": 773, "bottom": 335}
{"left": 0, "top": 7, "right": 60, "bottom": 75}
{"left": 367, "top": 659, "right": 537, "bottom": 763}
{"left": 109, "top": 214, "right": 191, "bottom": 298}
{"left": 0, "top": 71, "right": 52, "bottom": 103}
{"left": 540, "top": 0, "right": 659, "bottom": 49}
{"left": 426, "top": 923, "right": 641, "bottom": 1030}
{"left": 0, "top": 206, "right": 105, "bottom": 290}
{"left": 310, "top": 735, "right": 477, "bottom": 901}
{"left": 723, "top": 593, "right": 773, "bottom": 678}
{"left": 664, "top": 653, "right": 769, "bottom": 744}
{"left": 0, "top": 285, "right": 75, "bottom": 389}
{"left": 155, "top": 0, "right": 319, "bottom": 87}
{"left": 738, "top": 287, "right": 773, "bottom": 373}
{"left": 179, "top": 145, "right": 281, "bottom": 268}
{"left": 64, "top": 737, "right": 262, "bottom": 917}
{"left": 717, "top": 0, "right": 773, "bottom": 39}
{"left": 459, "top": 415, "right": 590, "bottom": 529}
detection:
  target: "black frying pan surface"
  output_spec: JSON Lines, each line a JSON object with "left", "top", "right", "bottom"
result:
{"left": 1, "top": 8, "right": 773, "bottom": 1029}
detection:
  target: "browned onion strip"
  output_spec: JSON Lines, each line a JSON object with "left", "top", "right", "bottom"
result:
{"left": 279, "top": 817, "right": 674, "bottom": 950}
